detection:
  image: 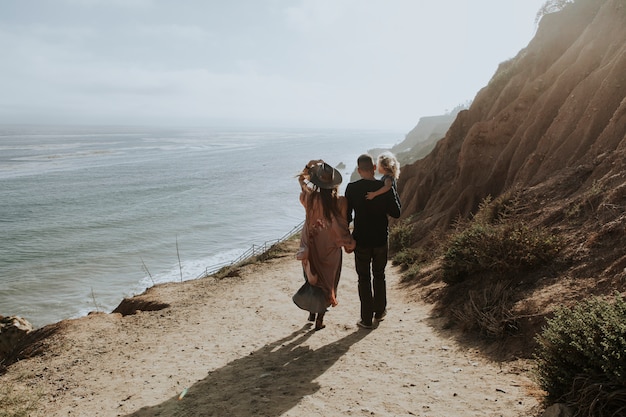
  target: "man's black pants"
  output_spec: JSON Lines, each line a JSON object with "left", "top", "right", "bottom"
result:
{"left": 354, "top": 245, "right": 388, "bottom": 325}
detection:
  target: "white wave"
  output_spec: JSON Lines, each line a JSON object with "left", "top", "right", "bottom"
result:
{"left": 132, "top": 247, "right": 248, "bottom": 294}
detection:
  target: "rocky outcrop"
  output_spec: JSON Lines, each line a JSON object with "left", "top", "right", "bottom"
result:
{"left": 112, "top": 287, "right": 170, "bottom": 316}
{"left": 0, "top": 316, "right": 33, "bottom": 362}
{"left": 1, "top": 318, "right": 65, "bottom": 374}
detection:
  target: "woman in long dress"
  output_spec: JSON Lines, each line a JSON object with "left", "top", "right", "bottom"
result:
{"left": 294, "top": 160, "right": 355, "bottom": 330}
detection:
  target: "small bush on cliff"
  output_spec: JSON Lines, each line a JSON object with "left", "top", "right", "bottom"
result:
{"left": 534, "top": 294, "right": 626, "bottom": 415}
{"left": 472, "top": 191, "right": 523, "bottom": 225}
{"left": 442, "top": 222, "right": 561, "bottom": 284}
{"left": 389, "top": 216, "right": 416, "bottom": 252}
{"left": 437, "top": 195, "right": 562, "bottom": 342}
{"left": 565, "top": 179, "right": 605, "bottom": 219}
{"left": 535, "top": 0, "right": 575, "bottom": 24}
{"left": 392, "top": 247, "right": 426, "bottom": 280}
{"left": 392, "top": 247, "right": 425, "bottom": 269}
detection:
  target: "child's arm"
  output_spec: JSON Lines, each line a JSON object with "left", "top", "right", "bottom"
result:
{"left": 366, "top": 177, "right": 392, "bottom": 200}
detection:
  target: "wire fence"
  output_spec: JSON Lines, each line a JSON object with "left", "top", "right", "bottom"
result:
{"left": 197, "top": 220, "right": 304, "bottom": 278}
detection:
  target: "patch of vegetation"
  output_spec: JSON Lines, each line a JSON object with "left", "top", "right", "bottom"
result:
{"left": 565, "top": 180, "right": 605, "bottom": 219}
{"left": 212, "top": 235, "right": 300, "bottom": 279}
{"left": 213, "top": 266, "right": 241, "bottom": 280}
{"left": 403, "top": 263, "right": 421, "bottom": 279}
{"left": 256, "top": 240, "right": 292, "bottom": 262}
{"left": 0, "top": 383, "right": 42, "bottom": 417}
{"left": 534, "top": 294, "right": 626, "bottom": 415}
{"left": 442, "top": 221, "right": 561, "bottom": 284}
{"left": 392, "top": 247, "right": 424, "bottom": 269}
{"left": 535, "top": 0, "right": 575, "bottom": 24}
{"left": 392, "top": 247, "right": 427, "bottom": 281}
{"left": 452, "top": 281, "right": 517, "bottom": 339}
{"left": 472, "top": 191, "right": 522, "bottom": 225}
{"left": 389, "top": 215, "right": 417, "bottom": 252}
{"left": 432, "top": 194, "right": 562, "bottom": 343}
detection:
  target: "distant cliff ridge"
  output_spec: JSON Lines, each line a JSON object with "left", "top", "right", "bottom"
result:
{"left": 350, "top": 113, "right": 456, "bottom": 183}
{"left": 399, "top": 0, "right": 626, "bottom": 297}
{"left": 393, "top": 114, "right": 456, "bottom": 156}
{"left": 393, "top": 114, "right": 457, "bottom": 169}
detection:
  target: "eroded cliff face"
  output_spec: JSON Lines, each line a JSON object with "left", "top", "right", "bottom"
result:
{"left": 400, "top": 0, "right": 626, "bottom": 264}
{"left": 398, "top": 0, "right": 626, "bottom": 323}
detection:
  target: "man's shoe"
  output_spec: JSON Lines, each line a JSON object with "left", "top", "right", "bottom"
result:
{"left": 374, "top": 309, "right": 387, "bottom": 321}
{"left": 356, "top": 320, "right": 373, "bottom": 329}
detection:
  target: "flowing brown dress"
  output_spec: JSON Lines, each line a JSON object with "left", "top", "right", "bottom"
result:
{"left": 294, "top": 190, "right": 355, "bottom": 313}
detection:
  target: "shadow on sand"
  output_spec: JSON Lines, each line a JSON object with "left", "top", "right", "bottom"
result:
{"left": 125, "top": 325, "right": 369, "bottom": 417}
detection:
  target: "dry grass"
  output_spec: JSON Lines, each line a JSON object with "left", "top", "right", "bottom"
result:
{"left": 452, "top": 280, "right": 517, "bottom": 339}
{"left": 569, "top": 378, "right": 626, "bottom": 417}
{"left": 0, "top": 379, "right": 43, "bottom": 417}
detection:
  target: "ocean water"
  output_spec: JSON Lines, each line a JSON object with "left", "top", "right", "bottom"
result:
{"left": 0, "top": 125, "right": 399, "bottom": 327}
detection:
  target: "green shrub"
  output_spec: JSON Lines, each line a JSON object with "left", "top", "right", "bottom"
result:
{"left": 472, "top": 191, "right": 521, "bottom": 225}
{"left": 442, "top": 222, "right": 560, "bottom": 284}
{"left": 389, "top": 217, "right": 416, "bottom": 252}
{"left": 534, "top": 294, "right": 626, "bottom": 414}
{"left": 402, "top": 263, "right": 421, "bottom": 280}
{"left": 392, "top": 247, "right": 424, "bottom": 269}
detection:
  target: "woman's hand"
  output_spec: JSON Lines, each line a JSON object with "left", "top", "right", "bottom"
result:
{"left": 300, "top": 159, "right": 323, "bottom": 181}
{"left": 305, "top": 159, "right": 324, "bottom": 169}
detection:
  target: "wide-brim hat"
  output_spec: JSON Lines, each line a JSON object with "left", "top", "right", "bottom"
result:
{"left": 309, "top": 162, "right": 342, "bottom": 189}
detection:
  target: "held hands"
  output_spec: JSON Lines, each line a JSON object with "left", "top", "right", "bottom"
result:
{"left": 344, "top": 239, "right": 356, "bottom": 254}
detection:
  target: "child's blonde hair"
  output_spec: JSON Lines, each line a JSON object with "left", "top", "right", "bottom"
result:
{"left": 377, "top": 152, "right": 400, "bottom": 180}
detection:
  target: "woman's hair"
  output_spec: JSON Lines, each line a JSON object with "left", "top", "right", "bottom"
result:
{"left": 307, "top": 185, "right": 341, "bottom": 222}
{"left": 377, "top": 152, "right": 400, "bottom": 179}
{"left": 320, "top": 187, "right": 341, "bottom": 221}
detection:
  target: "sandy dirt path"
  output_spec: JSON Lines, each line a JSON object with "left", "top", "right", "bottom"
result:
{"left": 2, "top": 239, "right": 542, "bottom": 416}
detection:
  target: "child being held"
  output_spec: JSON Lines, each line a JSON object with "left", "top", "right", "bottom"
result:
{"left": 366, "top": 151, "right": 400, "bottom": 200}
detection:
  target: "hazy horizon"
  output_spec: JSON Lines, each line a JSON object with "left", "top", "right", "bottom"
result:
{"left": 1, "top": 0, "right": 548, "bottom": 132}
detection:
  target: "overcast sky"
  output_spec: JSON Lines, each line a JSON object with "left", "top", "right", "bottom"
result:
{"left": 0, "top": 0, "right": 548, "bottom": 131}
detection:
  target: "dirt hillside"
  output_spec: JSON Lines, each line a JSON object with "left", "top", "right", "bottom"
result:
{"left": 396, "top": 0, "right": 626, "bottom": 342}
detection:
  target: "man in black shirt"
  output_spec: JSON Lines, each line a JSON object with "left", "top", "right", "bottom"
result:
{"left": 345, "top": 154, "right": 401, "bottom": 329}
